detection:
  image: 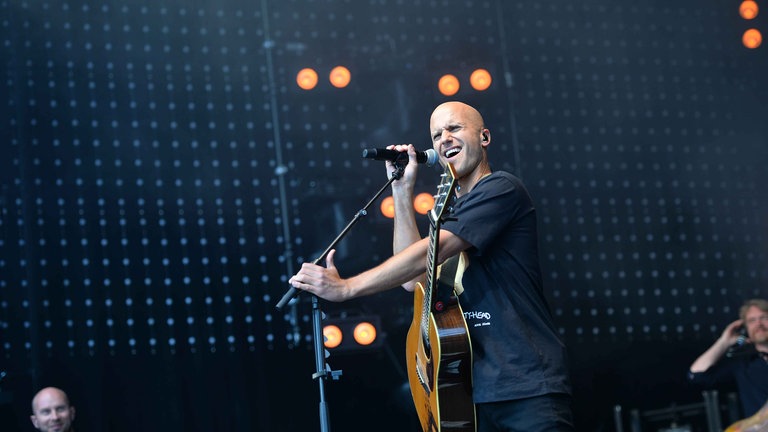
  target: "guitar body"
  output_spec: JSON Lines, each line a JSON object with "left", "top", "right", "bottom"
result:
{"left": 725, "top": 399, "right": 768, "bottom": 432}
{"left": 406, "top": 280, "right": 475, "bottom": 432}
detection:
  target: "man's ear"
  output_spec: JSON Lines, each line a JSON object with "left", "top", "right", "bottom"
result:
{"left": 480, "top": 129, "right": 490, "bottom": 146}
{"left": 31, "top": 415, "right": 40, "bottom": 429}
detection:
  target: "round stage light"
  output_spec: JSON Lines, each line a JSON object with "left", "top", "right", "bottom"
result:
{"left": 380, "top": 196, "right": 395, "bottom": 219}
{"left": 329, "top": 66, "right": 351, "bottom": 88}
{"left": 470, "top": 68, "right": 492, "bottom": 91}
{"left": 414, "top": 192, "right": 435, "bottom": 215}
{"left": 353, "top": 322, "right": 377, "bottom": 346}
{"left": 438, "top": 74, "right": 460, "bottom": 96}
{"left": 740, "top": 0, "right": 759, "bottom": 19}
{"left": 323, "top": 324, "right": 342, "bottom": 349}
{"left": 297, "top": 68, "right": 319, "bottom": 90}
{"left": 742, "top": 28, "right": 762, "bottom": 49}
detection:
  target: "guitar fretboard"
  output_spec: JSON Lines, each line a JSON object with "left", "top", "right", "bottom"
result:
{"left": 420, "top": 168, "right": 456, "bottom": 341}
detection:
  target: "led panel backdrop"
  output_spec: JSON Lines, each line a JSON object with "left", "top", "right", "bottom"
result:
{"left": 1, "top": 0, "right": 767, "bottom": 431}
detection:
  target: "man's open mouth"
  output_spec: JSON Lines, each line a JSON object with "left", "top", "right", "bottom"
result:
{"left": 444, "top": 147, "right": 461, "bottom": 159}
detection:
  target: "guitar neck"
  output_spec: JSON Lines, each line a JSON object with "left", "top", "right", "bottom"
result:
{"left": 420, "top": 164, "right": 457, "bottom": 339}
{"left": 421, "top": 218, "right": 441, "bottom": 338}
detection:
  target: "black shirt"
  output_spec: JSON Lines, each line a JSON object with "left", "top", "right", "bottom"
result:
{"left": 688, "top": 350, "right": 768, "bottom": 417}
{"left": 442, "top": 171, "right": 571, "bottom": 403}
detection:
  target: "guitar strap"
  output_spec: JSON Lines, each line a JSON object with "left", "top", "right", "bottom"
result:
{"left": 454, "top": 252, "right": 467, "bottom": 295}
{"left": 435, "top": 252, "right": 468, "bottom": 307}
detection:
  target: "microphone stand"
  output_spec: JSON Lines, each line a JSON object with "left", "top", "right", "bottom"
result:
{"left": 275, "top": 164, "right": 405, "bottom": 432}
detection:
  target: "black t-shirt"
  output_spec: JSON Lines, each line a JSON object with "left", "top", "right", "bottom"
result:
{"left": 441, "top": 171, "right": 571, "bottom": 403}
{"left": 688, "top": 352, "right": 768, "bottom": 417}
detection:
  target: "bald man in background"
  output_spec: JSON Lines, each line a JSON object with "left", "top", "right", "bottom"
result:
{"left": 30, "top": 387, "right": 75, "bottom": 432}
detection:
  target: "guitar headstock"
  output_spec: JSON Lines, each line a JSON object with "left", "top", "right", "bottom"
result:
{"left": 430, "top": 162, "right": 458, "bottom": 223}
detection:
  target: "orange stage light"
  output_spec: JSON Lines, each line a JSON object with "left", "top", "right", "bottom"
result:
{"left": 296, "top": 68, "right": 319, "bottom": 90}
{"left": 380, "top": 196, "right": 395, "bottom": 219}
{"left": 323, "top": 315, "right": 383, "bottom": 352}
{"left": 438, "top": 74, "right": 460, "bottom": 96}
{"left": 329, "top": 66, "right": 351, "bottom": 88}
{"left": 414, "top": 192, "right": 435, "bottom": 215}
{"left": 323, "top": 324, "right": 343, "bottom": 349}
{"left": 743, "top": 28, "right": 763, "bottom": 49}
{"left": 470, "top": 68, "right": 492, "bottom": 91}
{"left": 353, "top": 322, "right": 377, "bottom": 346}
{"left": 740, "top": 0, "right": 759, "bottom": 19}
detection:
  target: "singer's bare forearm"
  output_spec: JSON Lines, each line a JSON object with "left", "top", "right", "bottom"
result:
{"left": 690, "top": 319, "right": 743, "bottom": 372}
{"left": 690, "top": 338, "right": 731, "bottom": 372}
{"left": 289, "top": 229, "right": 469, "bottom": 301}
{"left": 387, "top": 145, "right": 424, "bottom": 290}
{"left": 349, "top": 238, "right": 430, "bottom": 298}
{"left": 349, "top": 230, "right": 469, "bottom": 298}
{"left": 393, "top": 185, "right": 420, "bottom": 254}
{"left": 393, "top": 190, "right": 423, "bottom": 291}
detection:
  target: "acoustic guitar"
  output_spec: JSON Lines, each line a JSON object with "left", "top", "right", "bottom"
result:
{"left": 406, "top": 162, "right": 476, "bottom": 432}
{"left": 725, "top": 398, "right": 768, "bottom": 432}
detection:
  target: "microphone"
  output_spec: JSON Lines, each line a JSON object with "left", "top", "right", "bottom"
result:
{"left": 727, "top": 327, "right": 752, "bottom": 358}
{"left": 726, "top": 341, "right": 756, "bottom": 358}
{"left": 362, "top": 148, "right": 438, "bottom": 167}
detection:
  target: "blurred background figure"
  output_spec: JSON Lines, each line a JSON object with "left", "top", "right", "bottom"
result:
{"left": 30, "top": 387, "right": 76, "bottom": 432}
{"left": 688, "top": 299, "right": 768, "bottom": 419}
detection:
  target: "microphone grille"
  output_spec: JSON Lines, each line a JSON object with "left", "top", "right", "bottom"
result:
{"left": 425, "top": 149, "right": 438, "bottom": 167}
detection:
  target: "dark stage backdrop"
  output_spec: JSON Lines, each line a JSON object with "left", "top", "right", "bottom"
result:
{"left": 1, "top": 0, "right": 767, "bottom": 431}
